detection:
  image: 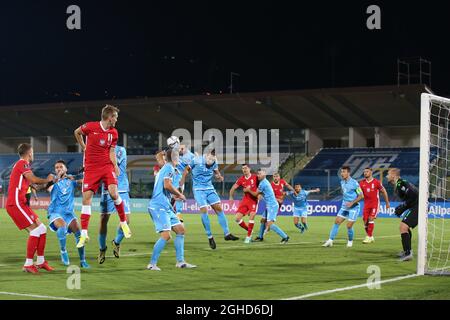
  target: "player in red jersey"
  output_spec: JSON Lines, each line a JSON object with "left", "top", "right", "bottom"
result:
{"left": 229, "top": 164, "right": 259, "bottom": 243}
{"left": 74, "top": 105, "right": 131, "bottom": 248}
{"left": 271, "top": 172, "right": 294, "bottom": 206}
{"left": 359, "top": 168, "right": 390, "bottom": 244}
{"left": 5, "top": 143, "right": 55, "bottom": 274}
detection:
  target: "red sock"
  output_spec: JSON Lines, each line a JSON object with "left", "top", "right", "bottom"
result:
{"left": 368, "top": 222, "right": 375, "bottom": 237}
{"left": 238, "top": 220, "right": 248, "bottom": 231}
{"left": 26, "top": 235, "right": 39, "bottom": 260}
{"left": 80, "top": 205, "right": 92, "bottom": 231}
{"left": 247, "top": 220, "right": 255, "bottom": 237}
{"left": 37, "top": 232, "right": 46, "bottom": 257}
{"left": 114, "top": 200, "right": 126, "bottom": 223}
{"left": 80, "top": 214, "right": 91, "bottom": 230}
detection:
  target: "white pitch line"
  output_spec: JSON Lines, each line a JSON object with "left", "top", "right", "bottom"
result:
{"left": 0, "top": 291, "right": 79, "bottom": 300}
{"left": 283, "top": 274, "right": 419, "bottom": 300}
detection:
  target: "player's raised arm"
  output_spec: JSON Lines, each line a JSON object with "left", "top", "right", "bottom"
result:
{"left": 179, "top": 165, "right": 191, "bottom": 188}
{"left": 285, "top": 182, "right": 295, "bottom": 192}
{"left": 74, "top": 126, "right": 86, "bottom": 152}
{"left": 23, "top": 171, "right": 53, "bottom": 185}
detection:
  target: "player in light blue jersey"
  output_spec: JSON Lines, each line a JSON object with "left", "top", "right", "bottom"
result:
{"left": 180, "top": 149, "right": 239, "bottom": 249}
{"left": 286, "top": 183, "right": 320, "bottom": 233}
{"left": 323, "top": 166, "right": 364, "bottom": 248}
{"left": 244, "top": 168, "right": 290, "bottom": 243}
{"left": 147, "top": 148, "right": 196, "bottom": 271}
{"left": 98, "top": 146, "right": 131, "bottom": 264}
{"left": 171, "top": 144, "right": 195, "bottom": 223}
{"left": 46, "top": 160, "right": 89, "bottom": 268}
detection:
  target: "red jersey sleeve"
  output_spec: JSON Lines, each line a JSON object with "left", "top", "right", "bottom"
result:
{"left": 235, "top": 176, "right": 244, "bottom": 187}
{"left": 80, "top": 122, "right": 92, "bottom": 135}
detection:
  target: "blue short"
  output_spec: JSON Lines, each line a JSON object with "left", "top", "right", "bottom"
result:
{"left": 337, "top": 205, "right": 360, "bottom": 222}
{"left": 47, "top": 211, "right": 77, "bottom": 233}
{"left": 293, "top": 207, "right": 308, "bottom": 218}
{"left": 148, "top": 204, "right": 182, "bottom": 233}
{"left": 100, "top": 192, "right": 131, "bottom": 214}
{"left": 193, "top": 189, "right": 221, "bottom": 208}
{"left": 266, "top": 203, "right": 280, "bottom": 222}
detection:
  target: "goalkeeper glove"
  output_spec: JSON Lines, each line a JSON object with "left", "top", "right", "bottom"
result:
{"left": 395, "top": 205, "right": 407, "bottom": 217}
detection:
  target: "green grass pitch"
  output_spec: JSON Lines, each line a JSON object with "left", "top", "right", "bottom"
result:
{"left": 0, "top": 208, "right": 449, "bottom": 300}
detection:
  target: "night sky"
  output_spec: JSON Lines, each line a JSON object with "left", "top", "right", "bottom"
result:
{"left": 0, "top": 1, "right": 449, "bottom": 106}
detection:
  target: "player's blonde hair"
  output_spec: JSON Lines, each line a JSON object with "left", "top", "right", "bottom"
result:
{"left": 101, "top": 104, "right": 120, "bottom": 120}
{"left": 388, "top": 168, "right": 401, "bottom": 176}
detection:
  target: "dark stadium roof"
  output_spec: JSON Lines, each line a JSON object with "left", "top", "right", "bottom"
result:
{"left": 0, "top": 84, "right": 430, "bottom": 137}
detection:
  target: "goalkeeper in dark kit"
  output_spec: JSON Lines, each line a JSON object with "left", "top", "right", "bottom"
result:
{"left": 386, "top": 168, "right": 419, "bottom": 262}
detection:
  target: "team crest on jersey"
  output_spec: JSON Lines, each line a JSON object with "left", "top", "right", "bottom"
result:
{"left": 100, "top": 139, "right": 106, "bottom": 146}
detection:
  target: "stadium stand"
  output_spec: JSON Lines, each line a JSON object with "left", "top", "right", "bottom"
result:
{"left": 293, "top": 147, "right": 426, "bottom": 200}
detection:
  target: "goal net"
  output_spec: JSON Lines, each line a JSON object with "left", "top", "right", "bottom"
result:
{"left": 418, "top": 93, "right": 450, "bottom": 275}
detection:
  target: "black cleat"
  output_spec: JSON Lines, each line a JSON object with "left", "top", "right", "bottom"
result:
{"left": 253, "top": 237, "right": 264, "bottom": 242}
{"left": 280, "top": 237, "right": 290, "bottom": 244}
{"left": 98, "top": 247, "right": 107, "bottom": 264}
{"left": 224, "top": 234, "right": 239, "bottom": 241}
{"left": 208, "top": 237, "right": 217, "bottom": 250}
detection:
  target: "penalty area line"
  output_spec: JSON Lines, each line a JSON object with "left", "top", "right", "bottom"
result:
{"left": 283, "top": 273, "right": 419, "bottom": 300}
{"left": 0, "top": 291, "right": 79, "bottom": 300}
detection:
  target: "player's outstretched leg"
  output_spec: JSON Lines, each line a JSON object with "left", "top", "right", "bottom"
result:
{"left": 301, "top": 217, "right": 308, "bottom": 231}
{"left": 346, "top": 222, "right": 354, "bottom": 248}
{"left": 69, "top": 221, "right": 89, "bottom": 268}
{"left": 323, "top": 222, "right": 340, "bottom": 247}
{"left": 98, "top": 213, "right": 109, "bottom": 264}
{"left": 267, "top": 222, "right": 289, "bottom": 243}
{"left": 216, "top": 209, "right": 239, "bottom": 241}
{"left": 113, "top": 214, "right": 130, "bottom": 258}
{"left": 200, "top": 211, "right": 216, "bottom": 249}
{"left": 254, "top": 217, "right": 266, "bottom": 241}
{"left": 35, "top": 224, "right": 54, "bottom": 271}
{"left": 147, "top": 233, "right": 169, "bottom": 271}
{"left": 399, "top": 222, "right": 413, "bottom": 261}
{"left": 173, "top": 224, "right": 196, "bottom": 269}
{"left": 23, "top": 223, "right": 41, "bottom": 274}
{"left": 53, "top": 220, "right": 70, "bottom": 266}
{"left": 293, "top": 216, "right": 305, "bottom": 234}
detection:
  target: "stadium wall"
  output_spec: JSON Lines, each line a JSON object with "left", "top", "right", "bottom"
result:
{"left": 1, "top": 196, "right": 448, "bottom": 219}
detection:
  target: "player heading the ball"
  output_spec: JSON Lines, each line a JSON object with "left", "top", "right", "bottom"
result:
{"left": 73, "top": 105, "right": 131, "bottom": 248}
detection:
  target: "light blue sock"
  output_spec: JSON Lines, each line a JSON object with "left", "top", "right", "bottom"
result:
{"left": 175, "top": 200, "right": 183, "bottom": 214}
{"left": 174, "top": 234, "right": 185, "bottom": 263}
{"left": 216, "top": 211, "right": 230, "bottom": 236}
{"left": 258, "top": 222, "right": 265, "bottom": 238}
{"left": 270, "top": 224, "right": 288, "bottom": 239}
{"left": 201, "top": 213, "right": 213, "bottom": 238}
{"left": 348, "top": 227, "right": 354, "bottom": 241}
{"left": 98, "top": 233, "right": 107, "bottom": 250}
{"left": 57, "top": 226, "right": 67, "bottom": 252}
{"left": 150, "top": 238, "right": 167, "bottom": 265}
{"left": 329, "top": 223, "right": 340, "bottom": 240}
{"left": 74, "top": 230, "right": 85, "bottom": 261}
{"left": 114, "top": 226, "right": 125, "bottom": 245}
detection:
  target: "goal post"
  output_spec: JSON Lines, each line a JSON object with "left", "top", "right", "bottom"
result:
{"left": 418, "top": 93, "right": 450, "bottom": 276}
